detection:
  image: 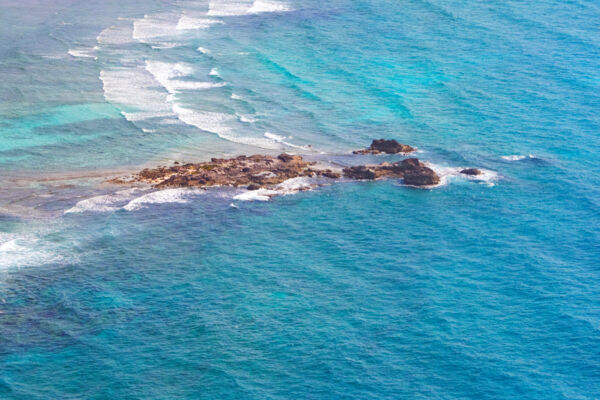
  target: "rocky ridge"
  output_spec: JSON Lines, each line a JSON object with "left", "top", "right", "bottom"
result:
{"left": 115, "top": 140, "right": 451, "bottom": 191}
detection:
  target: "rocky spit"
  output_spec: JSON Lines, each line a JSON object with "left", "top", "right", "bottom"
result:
{"left": 112, "top": 140, "right": 471, "bottom": 191}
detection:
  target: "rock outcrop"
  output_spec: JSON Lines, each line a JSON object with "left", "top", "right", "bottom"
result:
{"left": 343, "top": 157, "right": 440, "bottom": 186}
{"left": 120, "top": 141, "right": 441, "bottom": 191}
{"left": 342, "top": 166, "right": 377, "bottom": 180}
{"left": 460, "top": 168, "right": 482, "bottom": 176}
{"left": 353, "top": 139, "right": 415, "bottom": 155}
{"left": 134, "top": 154, "right": 341, "bottom": 189}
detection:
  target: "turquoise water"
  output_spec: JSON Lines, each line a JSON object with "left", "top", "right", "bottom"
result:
{"left": 1, "top": 0, "right": 599, "bottom": 398}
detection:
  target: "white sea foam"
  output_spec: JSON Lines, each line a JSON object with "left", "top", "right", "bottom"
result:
{"left": 172, "top": 104, "right": 282, "bottom": 149}
{"left": 233, "top": 176, "right": 330, "bottom": 202}
{"left": 0, "top": 235, "right": 65, "bottom": 269}
{"left": 151, "top": 42, "right": 184, "bottom": 49}
{"left": 275, "top": 176, "right": 322, "bottom": 194}
{"left": 207, "top": 0, "right": 253, "bottom": 16}
{"left": 209, "top": 67, "right": 220, "bottom": 77}
{"left": 231, "top": 93, "right": 242, "bottom": 100}
{"left": 427, "top": 164, "right": 499, "bottom": 187}
{"left": 100, "top": 67, "right": 174, "bottom": 122}
{"left": 238, "top": 114, "right": 256, "bottom": 123}
{"left": 68, "top": 48, "right": 96, "bottom": 59}
{"left": 145, "top": 61, "right": 226, "bottom": 94}
{"left": 132, "top": 14, "right": 179, "bottom": 43}
{"left": 123, "top": 188, "right": 204, "bottom": 211}
{"left": 64, "top": 188, "right": 143, "bottom": 214}
{"left": 233, "top": 188, "right": 278, "bottom": 201}
{"left": 264, "top": 132, "right": 307, "bottom": 149}
{"left": 96, "top": 25, "right": 136, "bottom": 46}
{"left": 264, "top": 131, "right": 286, "bottom": 143}
{"left": 197, "top": 47, "right": 211, "bottom": 54}
{"left": 501, "top": 154, "right": 536, "bottom": 161}
{"left": 247, "top": 0, "right": 292, "bottom": 13}
{"left": 176, "top": 16, "right": 224, "bottom": 30}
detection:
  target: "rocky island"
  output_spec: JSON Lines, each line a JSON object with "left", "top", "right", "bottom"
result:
{"left": 115, "top": 140, "right": 444, "bottom": 191}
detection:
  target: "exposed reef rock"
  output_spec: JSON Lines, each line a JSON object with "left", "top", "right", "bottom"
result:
{"left": 134, "top": 154, "right": 341, "bottom": 189}
{"left": 343, "top": 158, "right": 440, "bottom": 186}
{"left": 460, "top": 168, "right": 482, "bottom": 176}
{"left": 353, "top": 139, "right": 415, "bottom": 155}
{"left": 120, "top": 142, "right": 441, "bottom": 192}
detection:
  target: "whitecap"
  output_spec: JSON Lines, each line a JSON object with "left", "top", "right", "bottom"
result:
{"left": 231, "top": 93, "right": 242, "bottom": 100}
{"left": 207, "top": 0, "right": 254, "bottom": 16}
{"left": 176, "top": 16, "right": 224, "bottom": 30}
{"left": 427, "top": 164, "right": 499, "bottom": 188}
{"left": 145, "top": 61, "right": 226, "bottom": 94}
{"left": 264, "top": 131, "right": 307, "bottom": 150}
{"left": 501, "top": 154, "right": 537, "bottom": 161}
{"left": 237, "top": 114, "right": 256, "bottom": 123}
{"left": 64, "top": 188, "right": 143, "bottom": 214}
{"left": 197, "top": 47, "right": 211, "bottom": 54}
{"left": 209, "top": 67, "right": 220, "bottom": 77}
{"left": 132, "top": 14, "right": 179, "bottom": 43}
{"left": 100, "top": 67, "right": 175, "bottom": 122}
{"left": 233, "top": 188, "right": 278, "bottom": 201}
{"left": 233, "top": 176, "right": 332, "bottom": 202}
{"left": 96, "top": 25, "right": 134, "bottom": 46}
{"left": 247, "top": 0, "right": 292, "bottom": 13}
{"left": 151, "top": 42, "right": 184, "bottom": 49}
{"left": 123, "top": 188, "right": 204, "bottom": 211}
{"left": 172, "top": 104, "right": 282, "bottom": 149}
{"left": 68, "top": 48, "right": 96, "bottom": 59}
{"left": 0, "top": 236, "right": 65, "bottom": 269}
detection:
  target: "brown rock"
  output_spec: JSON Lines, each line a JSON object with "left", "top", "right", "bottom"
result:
{"left": 343, "top": 166, "right": 377, "bottom": 180}
{"left": 129, "top": 151, "right": 439, "bottom": 192}
{"left": 353, "top": 139, "right": 415, "bottom": 155}
{"left": 278, "top": 153, "right": 294, "bottom": 162}
{"left": 403, "top": 167, "right": 440, "bottom": 186}
{"left": 370, "top": 139, "right": 415, "bottom": 154}
{"left": 320, "top": 170, "right": 342, "bottom": 179}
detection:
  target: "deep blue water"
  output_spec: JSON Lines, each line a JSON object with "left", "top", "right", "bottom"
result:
{"left": 1, "top": 0, "right": 599, "bottom": 398}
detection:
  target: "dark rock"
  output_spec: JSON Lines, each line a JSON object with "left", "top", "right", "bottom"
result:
{"left": 320, "top": 169, "right": 342, "bottom": 179}
{"left": 247, "top": 184, "right": 261, "bottom": 190}
{"left": 390, "top": 158, "right": 421, "bottom": 172}
{"left": 353, "top": 139, "right": 415, "bottom": 154}
{"left": 370, "top": 139, "right": 415, "bottom": 154}
{"left": 460, "top": 168, "right": 482, "bottom": 176}
{"left": 278, "top": 153, "right": 294, "bottom": 162}
{"left": 343, "top": 166, "right": 377, "bottom": 180}
{"left": 403, "top": 167, "right": 440, "bottom": 186}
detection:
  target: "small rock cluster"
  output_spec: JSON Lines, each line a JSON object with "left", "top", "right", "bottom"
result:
{"left": 353, "top": 139, "right": 415, "bottom": 155}
{"left": 343, "top": 158, "right": 440, "bottom": 186}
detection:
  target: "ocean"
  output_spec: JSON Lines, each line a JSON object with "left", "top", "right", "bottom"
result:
{"left": 0, "top": 0, "right": 599, "bottom": 398}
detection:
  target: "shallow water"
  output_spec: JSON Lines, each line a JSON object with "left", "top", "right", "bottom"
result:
{"left": 1, "top": 0, "right": 599, "bottom": 398}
